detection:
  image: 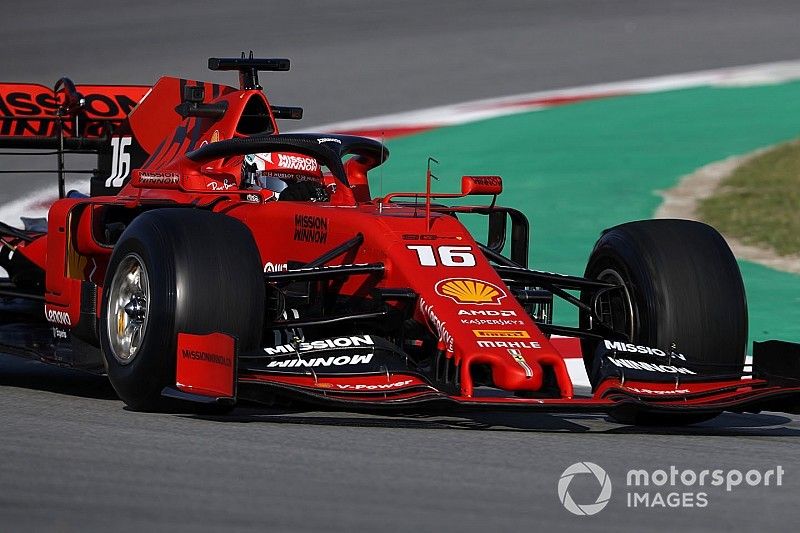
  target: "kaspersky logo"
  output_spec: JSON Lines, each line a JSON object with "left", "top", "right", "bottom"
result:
{"left": 435, "top": 278, "right": 507, "bottom": 305}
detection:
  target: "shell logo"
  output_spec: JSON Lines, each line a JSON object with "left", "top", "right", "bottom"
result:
{"left": 435, "top": 278, "right": 507, "bottom": 305}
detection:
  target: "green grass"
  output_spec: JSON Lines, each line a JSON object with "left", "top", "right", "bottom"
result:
{"left": 698, "top": 140, "right": 800, "bottom": 255}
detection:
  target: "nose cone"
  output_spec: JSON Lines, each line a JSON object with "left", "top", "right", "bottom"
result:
{"left": 458, "top": 350, "right": 573, "bottom": 398}
{"left": 469, "top": 351, "right": 544, "bottom": 389}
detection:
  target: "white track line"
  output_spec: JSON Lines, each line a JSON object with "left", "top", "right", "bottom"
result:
{"left": 0, "top": 178, "right": 90, "bottom": 224}
{"left": 309, "top": 59, "right": 800, "bottom": 133}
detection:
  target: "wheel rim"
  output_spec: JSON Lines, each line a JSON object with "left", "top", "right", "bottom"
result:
{"left": 595, "top": 267, "right": 635, "bottom": 339}
{"left": 106, "top": 253, "right": 150, "bottom": 365}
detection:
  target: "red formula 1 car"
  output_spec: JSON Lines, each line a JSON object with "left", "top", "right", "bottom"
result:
{"left": 1, "top": 56, "right": 799, "bottom": 424}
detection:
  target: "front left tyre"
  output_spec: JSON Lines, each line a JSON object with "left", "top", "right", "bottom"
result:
{"left": 100, "top": 208, "right": 264, "bottom": 411}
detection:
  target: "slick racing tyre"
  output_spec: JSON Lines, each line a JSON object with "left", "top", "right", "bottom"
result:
{"left": 100, "top": 208, "right": 264, "bottom": 411}
{"left": 580, "top": 219, "right": 747, "bottom": 425}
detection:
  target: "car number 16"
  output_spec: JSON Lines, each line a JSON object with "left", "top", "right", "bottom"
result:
{"left": 407, "top": 245, "right": 476, "bottom": 267}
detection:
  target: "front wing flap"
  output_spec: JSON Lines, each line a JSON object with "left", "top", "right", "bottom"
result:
{"left": 236, "top": 370, "right": 800, "bottom": 417}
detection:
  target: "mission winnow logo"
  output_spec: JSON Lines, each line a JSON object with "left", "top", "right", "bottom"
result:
{"left": 181, "top": 349, "right": 232, "bottom": 367}
{"left": 264, "top": 335, "right": 376, "bottom": 368}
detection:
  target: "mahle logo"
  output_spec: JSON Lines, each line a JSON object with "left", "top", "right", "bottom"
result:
{"left": 558, "top": 462, "right": 612, "bottom": 516}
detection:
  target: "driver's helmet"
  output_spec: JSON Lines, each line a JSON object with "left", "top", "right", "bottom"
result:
{"left": 242, "top": 151, "right": 326, "bottom": 200}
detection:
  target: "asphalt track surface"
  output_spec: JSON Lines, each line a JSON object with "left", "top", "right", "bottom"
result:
{"left": 2, "top": 1, "right": 800, "bottom": 531}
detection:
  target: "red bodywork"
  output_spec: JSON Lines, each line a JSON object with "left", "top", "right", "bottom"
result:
{"left": 1, "top": 65, "right": 799, "bottom": 419}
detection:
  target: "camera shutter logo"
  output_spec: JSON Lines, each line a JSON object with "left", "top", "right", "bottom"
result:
{"left": 558, "top": 462, "right": 612, "bottom": 516}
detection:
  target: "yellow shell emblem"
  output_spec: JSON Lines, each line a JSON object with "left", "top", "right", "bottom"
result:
{"left": 435, "top": 278, "right": 506, "bottom": 305}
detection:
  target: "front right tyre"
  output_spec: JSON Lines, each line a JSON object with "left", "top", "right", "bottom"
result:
{"left": 580, "top": 219, "right": 748, "bottom": 425}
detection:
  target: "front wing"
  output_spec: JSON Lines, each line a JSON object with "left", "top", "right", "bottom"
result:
{"left": 169, "top": 334, "right": 800, "bottom": 419}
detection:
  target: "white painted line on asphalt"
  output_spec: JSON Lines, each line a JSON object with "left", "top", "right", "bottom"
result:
{"left": 566, "top": 358, "right": 590, "bottom": 388}
{"left": 0, "top": 179, "right": 90, "bottom": 225}
{"left": 308, "top": 59, "right": 800, "bottom": 134}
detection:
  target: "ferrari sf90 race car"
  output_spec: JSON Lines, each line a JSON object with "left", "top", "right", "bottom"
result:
{"left": 1, "top": 55, "right": 799, "bottom": 425}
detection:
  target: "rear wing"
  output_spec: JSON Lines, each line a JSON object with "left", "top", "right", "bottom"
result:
{"left": 0, "top": 79, "right": 149, "bottom": 198}
{"left": 0, "top": 80, "right": 149, "bottom": 146}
